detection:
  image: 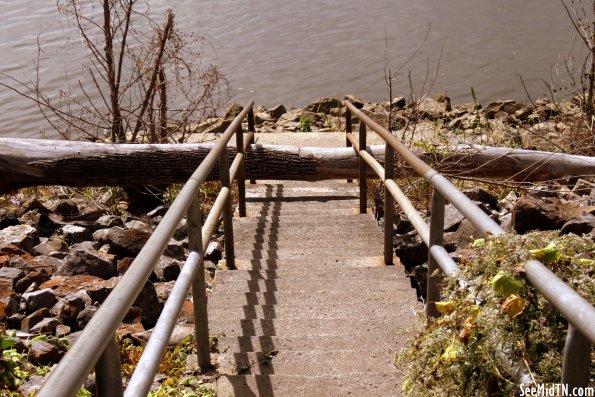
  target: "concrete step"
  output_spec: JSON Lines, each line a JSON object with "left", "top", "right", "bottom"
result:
{"left": 217, "top": 372, "right": 402, "bottom": 397}
{"left": 235, "top": 213, "right": 377, "bottom": 222}
{"left": 217, "top": 348, "right": 397, "bottom": 376}
{"left": 208, "top": 302, "right": 410, "bottom": 321}
{"left": 232, "top": 248, "right": 385, "bottom": 260}
{"left": 208, "top": 317, "right": 413, "bottom": 338}
{"left": 208, "top": 288, "right": 414, "bottom": 308}
{"left": 217, "top": 334, "right": 408, "bottom": 354}
{"left": 210, "top": 277, "right": 402, "bottom": 293}
{"left": 213, "top": 266, "right": 405, "bottom": 281}
{"left": 232, "top": 241, "right": 384, "bottom": 254}
{"left": 230, "top": 230, "right": 383, "bottom": 245}
{"left": 234, "top": 256, "right": 391, "bottom": 269}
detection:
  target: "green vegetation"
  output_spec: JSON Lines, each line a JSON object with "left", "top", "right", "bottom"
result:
{"left": 299, "top": 115, "right": 312, "bottom": 132}
{"left": 397, "top": 232, "right": 595, "bottom": 396}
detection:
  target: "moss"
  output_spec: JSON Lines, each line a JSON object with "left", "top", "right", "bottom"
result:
{"left": 396, "top": 232, "right": 595, "bottom": 396}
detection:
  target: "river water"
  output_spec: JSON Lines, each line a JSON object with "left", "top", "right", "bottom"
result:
{"left": 0, "top": 0, "right": 582, "bottom": 138}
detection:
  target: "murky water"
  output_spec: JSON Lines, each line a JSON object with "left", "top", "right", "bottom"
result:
{"left": 0, "top": 0, "right": 582, "bottom": 138}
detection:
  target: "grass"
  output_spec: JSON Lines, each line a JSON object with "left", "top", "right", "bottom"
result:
{"left": 396, "top": 231, "right": 595, "bottom": 396}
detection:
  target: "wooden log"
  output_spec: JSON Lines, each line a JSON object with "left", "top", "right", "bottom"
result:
{"left": 0, "top": 138, "right": 594, "bottom": 194}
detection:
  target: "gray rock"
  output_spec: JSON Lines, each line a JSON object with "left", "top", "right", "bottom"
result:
{"left": 96, "top": 214, "right": 122, "bottom": 228}
{"left": 165, "top": 240, "right": 186, "bottom": 260}
{"left": 55, "top": 324, "right": 71, "bottom": 337}
{"left": 268, "top": 104, "right": 287, "bottom": 120}
{"left": 21, "top": 308, "right": 50, "bottom": 332}
{"left": 93, "top": 226, "right": 150, "bottom": 257}
{"left": 147, "top": 205, "right": 169, "bottom": 219}
{"left": 18, "top": 374, "right": 47, "bottom": 397}
{"left": 344, "top": 94, "right": 364, "bottom": 109}
{"left": 48, "top": 199, "right": 79, "bottom": 216}
{"left": 30, "top": 317, "right": 60, "bottom": 335}
{"left": 254, "top": 111, "right": 275, "bottom": 124}
{"left": 76, "top": 306, "right": 97, "bottom": 329}
{"left": 59, "top": 248, "right": 116, "bottom": 279}
{"left": 560, "top": 215, "right": 595, "bottom": 236}
{"left": 23, "top": 289, "right": 56, "bottom": 313}
{"left": 29, "top": 340, "right": 64, "bottom": 365}
{"left": 61, "top": 225, "right": 93, "bottom": 244}
{"left": 443, "top": 204, "right": 465, "bottom": 232}
{"left": 51, "top": 293, "right": 86, "bottom": 326}
{"left": 0, "top": 224, "right": 37, "bottom": 252}
{"left": 154, "top": 256, "right": 183, "bottom": 282}
{"left": 33, "top": 237, "right": 68, "bottom": 256}
{"left": 0, "top": 267, "right": 25, "bottom": 283}
{"left": 125, "top": 219, "right": 152, "bottom": 233}
{"left": 305, "top": 98, "right": 342, "bottom": 114}
{"left": 205, "top": 241, "right": 223, "bottom": 263}
{"left": 15, "top": 270, "right": 51, "bottom": 294}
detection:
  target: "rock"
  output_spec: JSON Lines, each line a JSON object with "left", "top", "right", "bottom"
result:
{"left": 463, "top": 188, "right": 499, "bottom": 210}
{"left": 344, "top": 95, "right": 364, "bottom": 109}
{"left": 96, "top": 214, "right": 123, "bottom": 228}
{"left": 447, "top": 114, "right": 479, "bottom": 130}
{"left": 18, "top": 211, "right": 59, "bottom": 238}
{"left": 513, "top": 196, "right": 595, "bottom": 234}
{"left": 23, "top": 289, "right": 56, "bottom": 313}
{"left": 154, "top": 256, "right": 183, "bottom": 282}
{"left": 514, "top": 105, "right": 534, "bottom": 121}
{"left": 32, "top": 237, "right": 68, "bottom": 256}
{"left": 18, "top": 198, "right": 48, "bottom": 217}
{"left": 305, "top": 98, "right": 342, "bottom": 114}
{"left": 0, "top": 267, "right": 25, "bottom": 283}
{"left": 394, "top": 233, "right": 427, "bottom": 270}
{"left": 484, "top": 100, "right": 524, "bottom": 118}
{"left": 18, "top": 374, "right": 47, "bottom": 397}
{"left": 51, "top": 293, "right": 86, "bottom": 326}
{"left": 30, "top": 317, "right": 60, "bottom": 335}
{"left": 394, "top": 214, "right": 414, "bottom": 235}
{"left": 55, "top": 324, "right": 71, "bottom": 337}
{"left": 417, "top": 97, "right": 448, "bottom": 121}
{"left": 77, "top": 306, "right": 97, "bottom": 329}
{"left": 499, "top": 190, "right": 519, "bottom": 213}
{"left": 268, "top": 104, "right": 287, "bottom": 120}
{"left": 117, "top": 257, "right": 134, "bottom": 275}
{"left": 61, "top": 225, "right": 93, "bottom": 244}
{"left": 254, "top": 111, "right": 274, "bottom": 124}
{"left": 154, "top": 281, "right": 175, "bottom": 304}
{"left": 135, "top": 281, "right": 161, "bottom": 328}
{"left": 29, "top": 340, "right": 64, "bottom": 365}
{"left": 205, "top": 241, "right": 223, "bottom": 263}
{"left": 0, "top": 225, "right": 37, "bottom": 252}
{"left": 223, "top": 103, "right": 243, "bottom": 120}
{"left": 21, "top": 308, "right": 50, "bottom": 332}
{"left": 48, "top": 199, "right": 79, "bottom": 217}
{"left": 7, "top": 313, "right": 25, "bottom": 329}
{"left": 15, "top": 270, "right": 51, "bottom": 294}
{"left": 165, "top": 240, "right": 186, "bottom": 260}
{"left": 33, "top": 256, "right": 64, "bottom": 273}
{"left": 0, "top": 278, "right": 18, "bottom": 320}
{"left": 387, "top": 97, "right": 406, "bottom": 109}
{"left": 443, "top": 204, "right": 465, "bottom": 232}
{"left": 560, "top": 215, "right": 595, "bottom": 236}
{"left": 173, "top": 219, "right": 187, "bottom": 241}
{"left": 93, "top": 226, "right": 150, "bottom": 257}
{"left": 443, "top": 219, "right": 477, "bottom": 250}
{"left": 499, "top": 213, "right": 514, "bottom": 233}
{"left": 125, "top": 219, "right": 152, "bottom": 233}
{"left": 276, "top": 108, "right": 302, "bottom": 124}
{"left": 59, "top": 248, "right": 116, "bottom": 279}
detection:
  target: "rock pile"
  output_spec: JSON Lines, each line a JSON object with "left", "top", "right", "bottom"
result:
{"left": 0, "top": 194, "right": 223, "bottom": 375}
{"left": 390, "top": 180, "right": 595, "bottom": 300}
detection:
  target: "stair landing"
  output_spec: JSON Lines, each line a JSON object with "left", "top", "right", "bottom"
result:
{"left": 208, "top": 181, "right": 419, "bottom": 397}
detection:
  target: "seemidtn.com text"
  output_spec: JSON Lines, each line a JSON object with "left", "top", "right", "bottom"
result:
{"left": 520, "top": 384, "right": 595, "bottom": 397}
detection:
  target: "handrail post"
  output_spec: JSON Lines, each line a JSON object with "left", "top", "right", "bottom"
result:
{"left": 248, "top": 108, "right": 256, "bottom": 185}
{"left": 346, "top": 107, "right": 353, "bottom": 183}
{"left": 562, "top": 324, "right": 591, "bottom": 388}
{"left": 95, "top": 336, "right": 123, "bottom": 397}
{"left": 358, "top": 122, "right": 367, "bottom": 214}
{"left": 187, "top": 195, "right": 210, "bottom": 370}
{"left": 426, "top": 189, "right": 445, "bottom": 319}
{"left": 236, "top": 122, "right": 247, "bottom": 218}
{"left": 220, "top": 146, "right": 236, "bottom": 269}
{"left": 383, "top": 144, "right": 394, "bottom": 265}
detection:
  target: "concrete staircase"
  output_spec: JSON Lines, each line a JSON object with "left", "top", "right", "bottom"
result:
{"left": 208, "top": 181, "right": 419, "bottom": 397}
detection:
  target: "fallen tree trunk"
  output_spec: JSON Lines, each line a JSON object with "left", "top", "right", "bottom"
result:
{"left": 0, "top": 138, "right": 594, "bottom": 194}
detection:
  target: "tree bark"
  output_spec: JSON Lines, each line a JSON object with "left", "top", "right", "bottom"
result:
{"left": 0, "top": 138, "right": 594, "bottom": 194}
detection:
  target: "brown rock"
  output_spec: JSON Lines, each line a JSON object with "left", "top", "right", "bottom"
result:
{"left": 23, "top": 289, "right": 56, "bottom": 313}
{"left": 512, "top": 196, "right": 595, "bottom": 234}
{"left": 15, "top": 270, "right": 51, "bottom": 294}
{"left": 39, "top": 276, "right": 69, "bottom": 290}
{"left": 58, "top": 248, "right": 116, "bottom": 279}
{"left": 93, "top": 226, "right": 150, "bottom": 257}
{"left": 0, "top": 278, "right": 18, "bottom": 320}
{"left": 29, "top": 340, "right": 64, "bottom": 365}
{"left": 21, "top": 308, "right": 50, "bottom": 332}
{"left": 30, "top": 317, "right": 60, "bottom": 335}
{"left": 51, "top": 293, "right": 86, "bottom": 326}
{"left": 0, "top": 226, "right": 37, "bottom": 253}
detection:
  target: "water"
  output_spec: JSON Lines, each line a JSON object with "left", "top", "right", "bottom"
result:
{"left": 0, "top": 0, "right": 582, "bottom": 138}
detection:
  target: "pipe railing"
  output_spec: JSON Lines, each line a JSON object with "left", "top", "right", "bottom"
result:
{"left": 37, "top": 101, "right": 256, "bottom": 397}
{"left": 343, "top": 99, "right": 595, "bottom": 389}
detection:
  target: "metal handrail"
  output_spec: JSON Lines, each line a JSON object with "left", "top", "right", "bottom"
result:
{"left": 37, "top": 101, "right": 256, "bottom": 397}
{"left": 343, "top": 99, "right": 595, "bottom": 388}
